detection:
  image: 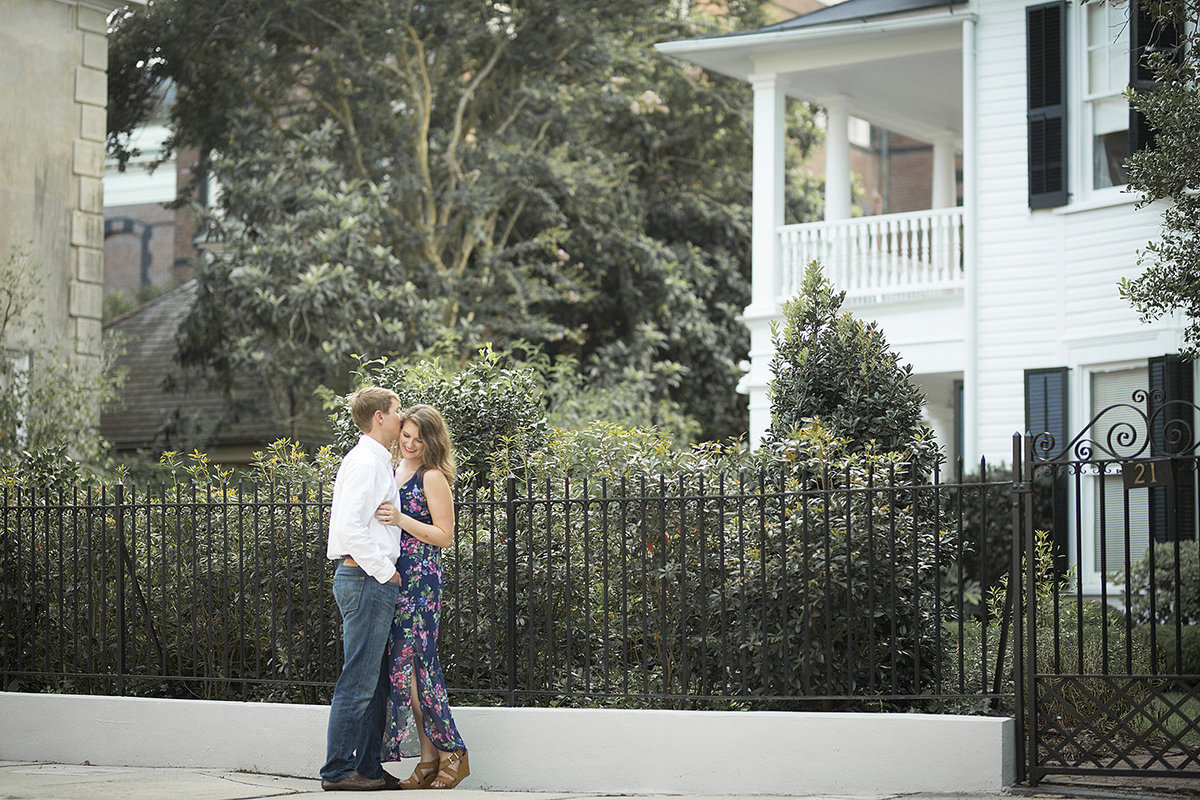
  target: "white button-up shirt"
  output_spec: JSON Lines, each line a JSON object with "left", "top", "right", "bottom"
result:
{"left": 327, "top": 435, "right": 402, "bottom": 584}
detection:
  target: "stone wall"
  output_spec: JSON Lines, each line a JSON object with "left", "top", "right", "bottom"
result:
{"left": 0, "top": 0, "right": 142, "bottom": 360}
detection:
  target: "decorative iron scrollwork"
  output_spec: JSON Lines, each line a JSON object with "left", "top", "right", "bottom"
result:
{"left": 1031, "top": 390, "right": 1199, "bottom": 462}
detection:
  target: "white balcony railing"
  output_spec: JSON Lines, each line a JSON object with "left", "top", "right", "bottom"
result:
{"left": 778, "top": 207, "right": 965, "bottom": 303}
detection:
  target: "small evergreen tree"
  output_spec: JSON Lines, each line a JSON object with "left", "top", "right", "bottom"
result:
{"left": 764, "top": 261, "right": 938, "bottom": 475}
{"left": 742, "top": 262, "right": 948, "bottom": 699}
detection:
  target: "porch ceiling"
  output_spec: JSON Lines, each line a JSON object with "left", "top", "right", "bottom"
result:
{"left": 656, "top": 10, "right": 968, "bottom": 143}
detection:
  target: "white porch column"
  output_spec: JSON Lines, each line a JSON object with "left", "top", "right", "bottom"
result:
{"left": 749, "top": 74, "right": 786, "bottom": 312}
{"left": 962, "top": 17, "right": 979, "bottom": 465}
{"left": 741, "top": 73, "right": 787, "bottom": 448}
{"left": 823, "top": 98, "right": 852, "bottom": 221}
{"left": 932, "top": 134, "right": 958, "bottom": 209}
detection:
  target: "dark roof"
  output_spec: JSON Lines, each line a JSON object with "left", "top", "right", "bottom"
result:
{"left": 763, "top": 0, "right": 966, "bottom": 28}
{"left": 101, "top": 281, "right": 330, "bottom": 456}
{"left": 707, "top": 0, "right": 965, "bottom": 39}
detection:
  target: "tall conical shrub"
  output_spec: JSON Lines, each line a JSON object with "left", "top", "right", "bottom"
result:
{"left": 764, "top": 261, "right": 938, "bottom": 475}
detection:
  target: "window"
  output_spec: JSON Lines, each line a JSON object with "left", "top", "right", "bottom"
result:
{"left": 1091, "top": 366, "right": 1149, "bottom": 573}
{"left": 0, "top": 350, "right": 31, "bottom": 448}
{"left": 1128, "top": 0, "right": 1183, "bottom": 152}
{"left": 1084, "top": 0, "right": 1130, "bottom": 190}
{"left": 847, "top": 116, "right": 872, "bottom": 149}
{"left": 1088, "top": 357, "right": 1195, "bottom": 577}
{"left": 1026, "top": 0, "right": 1180, "bottom": 207}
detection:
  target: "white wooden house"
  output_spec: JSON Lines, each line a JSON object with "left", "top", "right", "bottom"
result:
{"left": 658, "top": 0, "right": 1191, "bottom": 590}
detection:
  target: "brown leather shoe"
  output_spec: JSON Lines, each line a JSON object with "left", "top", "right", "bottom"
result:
{"left": 381, "top": 771, "right": 402, "bottom": 790}
{"left": 321, "top": 771, "right": 386, "bottom": 791}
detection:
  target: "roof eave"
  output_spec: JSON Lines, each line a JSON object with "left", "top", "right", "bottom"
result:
{"left": 654, "top": 9, "right": 976, "bottom": 82}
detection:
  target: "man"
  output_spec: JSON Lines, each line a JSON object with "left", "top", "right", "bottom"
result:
{"left": 320, "top": 387, "right": 405, "bottom": 791}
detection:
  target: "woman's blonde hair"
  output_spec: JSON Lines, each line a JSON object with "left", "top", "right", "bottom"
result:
{"left": 403, "top": 404, "right": 456, "bottom": 483}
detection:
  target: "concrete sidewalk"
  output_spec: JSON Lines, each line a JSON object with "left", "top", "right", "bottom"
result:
{"left": 0, "top": 761, "right": 1008, "bottom": 800}
{"left": 4, "top": 761, "right": 1181, "bottom": 800}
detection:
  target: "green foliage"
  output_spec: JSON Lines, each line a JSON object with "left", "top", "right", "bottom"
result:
{"left": 178, "top": 120, "right": 445, "bottom": 437}
{"left": 4, "top": 422, "right": 985, "bottom": 709}
{"left": 0, "top": 247, "right": 125, "bottom": 475}
{"left": 1145, "top": 624, "right": 1200, "bottom": 676}
{"left": 108, "top": 0, "right": 811, "bottom": 442}
{"left": 764, "top": 261, "right": 938, "bottom": 478}
{"left": 450, "top": 420, "right": 957, "bottom": 706}
{"left": 964, "top": 531, "right": 1191, "bottom": 726}
{"left": 0, "top": 444, "right": 341, "bottom": 701}
{"left": 1119, "top": 0, "right": 1200, "bottom": 355}
{"left": 727, "top": 261, "right": 954, "bottom": 699}
{"left": 509, "top": 421, "right": 741, "bottom": 484}
{"left": 323, "top": 345, "right": 549, "bottom": 484}
{"left": 946, "top": 462, "right": 1059, "bottom": 618}
{"left": 715, "top": 424, "right": 951, "bottom": 701}
{"left": 542, "top": 325, "right": 701, "bottom": 445}
{"left": 1124, "top": 540, "right": 1200, "bottom": 626}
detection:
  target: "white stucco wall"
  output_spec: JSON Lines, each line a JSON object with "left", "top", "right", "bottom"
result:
{"left": 0, "top": 692, "right": 1016, "bottom": 795}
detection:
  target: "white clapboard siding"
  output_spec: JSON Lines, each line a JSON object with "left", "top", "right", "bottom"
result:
{"left": 972, "top": 0, "right": 1053, "bottom": 457}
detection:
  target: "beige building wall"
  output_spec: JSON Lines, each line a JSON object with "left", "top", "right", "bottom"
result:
{"left": 0, "top": 0, "right": 141, "bottom": 360}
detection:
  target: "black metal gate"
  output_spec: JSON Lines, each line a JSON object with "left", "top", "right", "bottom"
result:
{"left": 1013, "top": 392, "right": 1200, "bottom": 784}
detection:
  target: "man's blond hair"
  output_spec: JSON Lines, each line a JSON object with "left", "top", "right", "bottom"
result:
{"left": 348, "top": 387, "right": 400, "bottom": 433}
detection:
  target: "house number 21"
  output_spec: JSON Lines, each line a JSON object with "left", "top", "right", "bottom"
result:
{"left": 1122, "top": 459, "right": 1174, "bottom": 490}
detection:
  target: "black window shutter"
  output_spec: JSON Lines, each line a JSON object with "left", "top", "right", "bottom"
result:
{"left": 1025, "top": 367, "right": 1069, "bottom": 447}
{"left": 1129, "top": 0, "right": 1183, "bottom": 153}
{"left": 1148, "top": 354, "right": 1194, "bottom": 541}
{"left": 1027, "top": 1, "right": 1068, "bottom": 209}
{"left": 1025, "top": 367, "right": 1070, "bottom": 569}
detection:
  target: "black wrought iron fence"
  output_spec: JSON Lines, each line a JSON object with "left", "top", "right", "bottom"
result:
{"left": 0, "top": 465, "right": 1016, "bottom": 711}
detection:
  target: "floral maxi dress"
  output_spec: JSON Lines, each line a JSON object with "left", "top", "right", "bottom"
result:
{"left": 381, "top": 471, "right": 466, "bottom": 760}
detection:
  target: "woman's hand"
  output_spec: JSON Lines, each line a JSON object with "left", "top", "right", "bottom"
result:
{"left": 375, "top": 502, "right": 401, "bottom": 527}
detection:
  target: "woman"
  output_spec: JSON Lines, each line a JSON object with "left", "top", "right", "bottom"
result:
{"left": 374, "top": 404, "right": 469, "bottom": 789}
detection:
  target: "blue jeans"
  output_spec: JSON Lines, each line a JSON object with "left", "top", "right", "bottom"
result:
{"left": 321, "top": 564, "right": 399, "bottom": 781}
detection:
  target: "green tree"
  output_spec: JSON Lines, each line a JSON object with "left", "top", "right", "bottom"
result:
{"left": 180, "top": 121, "right": 446, "bottom": 437}
{"left": 107, "top": 0, "right": 813, "bottom": 441}
{"left": 764, "top": 261, "right": 938, "bottom": 476}
{"left": 1118, "top": 0, "right": 1200, "bottom": 355}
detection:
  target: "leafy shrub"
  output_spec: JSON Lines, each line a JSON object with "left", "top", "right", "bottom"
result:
{"left": 541, "top": 328, "right": 701, "bottom": 445}
{"left": 960, "top": 531, "right": 1161, "bottom": 718}
{"left": 714, "top": 425, "right": 951, "bottom": 703}
{"left": 3, "top": 432, "right": 984, "bottom": 710}
{"left": 945, "top": 463, "right": 1057, "bottom": 619}
{"left": 1125, "top": 541, "right": 1200, "bottom": 625}
{"left": 0, "top": 246, "right": 124, "bottom": 472}
{"left": 0, "top": 444, "right": 342, "bottom": 702}
{"left": 1122, "top": 541, "right": 1200, "bottom": 678}
{"left": 443, "top": 420, "right": 960, "bottom": 708}
{"left": 499, "top": 421, "right": 736, "bottom": 484}
{"left": 443, "top": 430, "right": 756, "bottom": 707}
{"left": 1143, "top": 624, "right": 1200, "bottom": 675}
{"left": 324, "top": 344, "right": 549, "bottom": 484}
